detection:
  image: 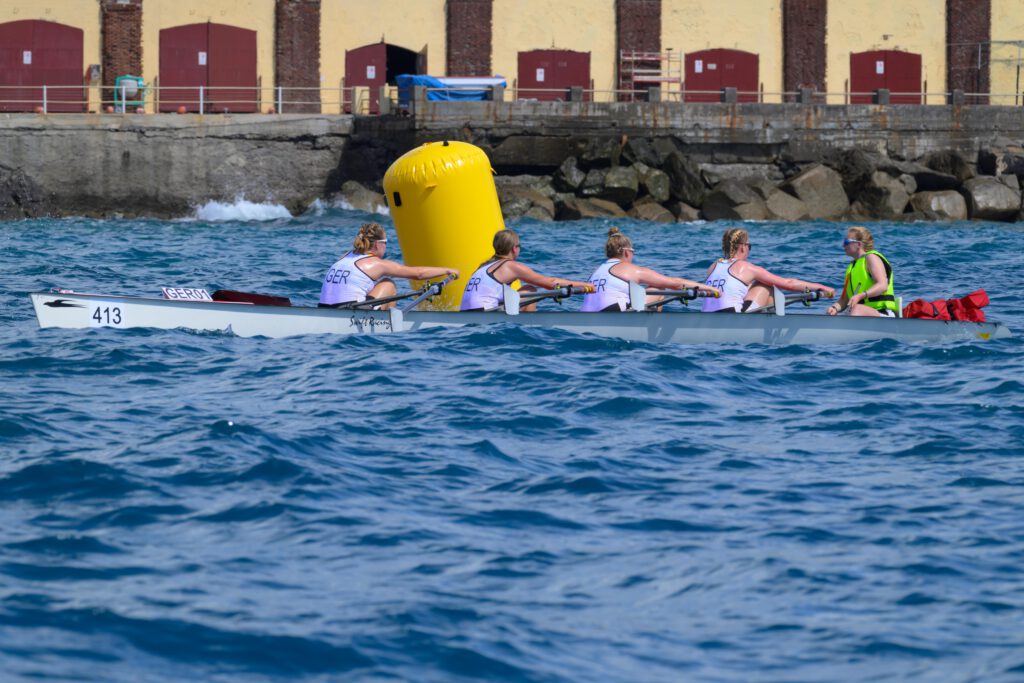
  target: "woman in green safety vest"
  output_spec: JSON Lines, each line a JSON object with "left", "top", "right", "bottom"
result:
{"left": 826, "top": 226, "right": 898, "bottom": 317}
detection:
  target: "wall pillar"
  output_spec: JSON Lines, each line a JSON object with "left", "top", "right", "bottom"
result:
{"left": 947, "top": 0, "right": 990, "bottom": 104}
{"left": 782, "top": 0, "right": 826, "bottom": 103}
{"left": 446, "top": 0, "right": 492, "bottom": 77}
{"left": 275, "top": 0, "right": 321, "bottom": 113}
{"left": 101, "top": 0, "right": 143, "bottom": 112}
{"left": 615, "top": 0, "right": 661, "bottom": 101}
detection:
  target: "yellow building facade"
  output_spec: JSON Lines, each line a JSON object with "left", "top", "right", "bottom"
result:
{"left": 491, "top": 0, "right": 616, "bottom": 99}
{"left": 826, "top": 1, "right": 946, "bottom": 104}
{"left": 991, "top": 0, "right": 1024, "bottom": 104}
{"left": 321, "top": 1, "right": 447, "bottom": 113}
{"left": 662, "top": 0, "right": 783, "bottom": 100}
{"left": 2, "top": 1, "right": 102, "bottom": 111}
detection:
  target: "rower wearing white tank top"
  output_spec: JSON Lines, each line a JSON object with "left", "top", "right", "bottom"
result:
{"left": 461, "top": 229, "right": 594, "bottom": 312}
{"left": 319, "top": 222, "right": 459, "bottom": 310}
{"left": 581, "top": 227, "right": 718, "bottom": 312}
{"left": 702, "top": 228, "right": 834, "bottom": 312}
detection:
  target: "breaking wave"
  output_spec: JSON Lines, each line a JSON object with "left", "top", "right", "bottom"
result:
{"left": 192, "top": 198, "right": 293, "bottom": 222}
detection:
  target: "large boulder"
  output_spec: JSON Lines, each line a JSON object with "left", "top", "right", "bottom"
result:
{"left": 663, "top": 151, "right": 706, "bottom": 207}
{"left": 960, "top": 177, "right": 1021, "bottom": 221}
{"left": 622, "top": 137, "right": 662, "bottom": 168}
{"left": 779, "top": 164, "right": 849, "bottom": 219}
{"left": 908, "top": 191, "right": 968, "bottom": 220}
{"left": 0, "top": 164, "right": 44, "bottom": 219}
{"left": 701, "top": 179, "right": 768, "bottom": 221}
{"left": 765, "top": 189, "right": 811, "bottom": 221}
{"left": 579, "top": 138, "right": 622, "bottom": 169}
{"left": 490, "top": 136, "right": 584, "bottom": 169}
{"left": 922, "top": 150, "right": 975, "bottom": 184}
{"left": 979, "top": 146, "right": 1024, "bottom": 177}
{"left": 877, "top": 159, "right": 959, "bottom": 191}
{"left": 337, "top": 180, "right": 387, "bottom": 213}
{"left": 578, "top": 168, "right": 608, "bottom": 197}
{"left": 552, "top": 156, "right": 586, "bottom": 192}
{"left": 628, "top": 198, "right": 676, "bottom": 223}
{"left": 498, "top": 187, "right": 554, "bottom": 220}
{"left": 667, "top": 200, "right": 701, "bottom": 222}
{"left": 823, "top": 148, "right": 879, "bottom": 200}
{"left": 633, "top": 163, "right": 671, "bottom": 202}
{"left": 699, "top": 163, "right": 784, "bottom": 187}
{"left": 599, "top": 165, "right": 639, "bottom": 207}
{"left": 555, "top": 196, "right": 627, "bottom": 220}
{"left": 850, "top": 171, "right": 911, "bottom": 219}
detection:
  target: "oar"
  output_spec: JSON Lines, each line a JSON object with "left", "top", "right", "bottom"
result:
{"left": 341, "top": 275, "right": 456, "bottom": 311}
{"left": 757, "top": 289, "right": 826, "bottom": 315}
{"left": 400, "top": 274, "right": 457, "bottom": 312}
{"left": 518, "top": 285, "right": 579, "bottom": 307}
{"left": 643, "top": 288, "right": 713, "bottom": 311}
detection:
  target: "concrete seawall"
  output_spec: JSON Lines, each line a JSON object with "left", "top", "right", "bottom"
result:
{"left": 2, "top": 102, "right": 1023, "bottom": 219}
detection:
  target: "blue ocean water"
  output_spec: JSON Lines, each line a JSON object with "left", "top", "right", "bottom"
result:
{"left": 1, "top": 207, "right": 1023, "bottom": 682}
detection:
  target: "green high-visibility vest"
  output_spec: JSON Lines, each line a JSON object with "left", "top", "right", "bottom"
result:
{"left": 844, "top": 250, "right": 897, "bottom": 313}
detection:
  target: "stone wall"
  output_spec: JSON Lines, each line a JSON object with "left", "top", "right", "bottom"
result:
{"left": 275, "top": 0, "right": 322, "bottom": 114}
{"left": 446, "top": 0, "right": 493, "bottom": 77}
{"left": 0, "top": 114, "right": 352, "bottom": 218}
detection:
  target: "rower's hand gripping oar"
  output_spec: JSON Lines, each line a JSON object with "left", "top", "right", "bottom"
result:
{"left": 341, "top": 274, "right": 456, "bottom": 311}
{"left": 400, "top": 274, "right": 457, "bottom": 312}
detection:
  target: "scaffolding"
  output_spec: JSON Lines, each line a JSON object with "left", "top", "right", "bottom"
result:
{"left": 618, "top": 50, "right": 681, "bottom": 101}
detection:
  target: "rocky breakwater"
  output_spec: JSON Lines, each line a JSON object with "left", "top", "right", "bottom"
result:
{"left": 338, "top": 138, "right": 1024, "bottom": 226}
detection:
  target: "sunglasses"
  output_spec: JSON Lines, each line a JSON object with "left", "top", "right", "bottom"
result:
{"left": 843, "top": 238, "right": 862, "bottom": 246}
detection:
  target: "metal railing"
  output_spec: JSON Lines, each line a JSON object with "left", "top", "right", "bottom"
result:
{"left": 2, "top": 82, "right": 1022, "bottom": 115}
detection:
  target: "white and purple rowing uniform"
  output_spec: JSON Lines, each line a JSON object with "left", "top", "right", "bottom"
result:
{"left": 581, "top": 259, "right": 631, "bottom": 312}
{"left": 461, "top": 260, "right": 508, "bottom": 311}
{"left": 320, "top": 252, "right": 377, "bottom": 305}
{"left": 702, "top": 258, "right": 750, "bottom": 312}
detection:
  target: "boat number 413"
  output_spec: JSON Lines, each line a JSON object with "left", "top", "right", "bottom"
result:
{"left": 89, "top": 302, "right": 126, "bottom": 328}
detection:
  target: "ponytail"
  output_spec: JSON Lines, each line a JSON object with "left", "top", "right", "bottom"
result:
{"left": 478, "top": 229, "right": 520, "bottom": 268}
{"left": 722, "top": 228, "right": 749, "bottom": 259}
{"left": 605, "top": 226, "right": 633, "bottom": 258}
{"left": 352, "top": 222, "right": 386, "bottom": 254}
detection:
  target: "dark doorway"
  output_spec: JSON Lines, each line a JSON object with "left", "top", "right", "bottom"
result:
{"left": 345, "top": 42, "right": 425, "bottom": 114}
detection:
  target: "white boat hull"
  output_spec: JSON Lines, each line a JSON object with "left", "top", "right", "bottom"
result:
{"left": 31, "top": 292, "right": 1012, "bottom": 345}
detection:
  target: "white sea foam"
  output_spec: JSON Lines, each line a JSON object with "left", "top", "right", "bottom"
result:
{"left": 193, "top": 198, "right": 293, "bottom": 222}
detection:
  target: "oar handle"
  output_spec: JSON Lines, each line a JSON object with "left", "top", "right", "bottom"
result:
{"left": 401, "top": 274, "right": 457, "bottom": 312}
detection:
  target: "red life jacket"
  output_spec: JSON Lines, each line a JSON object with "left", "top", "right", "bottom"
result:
{"left": 902, "top": 289, "right": 987, "bottom": 322}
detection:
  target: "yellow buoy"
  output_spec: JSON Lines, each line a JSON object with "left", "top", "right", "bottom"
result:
{"left": 383, "top": 140, "right": 504, "bottom": 311}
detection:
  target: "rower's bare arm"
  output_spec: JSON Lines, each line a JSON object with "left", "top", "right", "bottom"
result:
{"left": 510, "top": 263, "right": 593, "bottom": 292}
{"left": 864, "top": 254, "right": 889, "bottom": 299}
{"left": 376, "top": 260, "right": 458, "bottom": 281}
{"left": 748, "top": 264, "right": 834, "bottom": 297}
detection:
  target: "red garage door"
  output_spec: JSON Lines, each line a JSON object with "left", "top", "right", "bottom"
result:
{"left": 850, "top": 50, "right": 922, "bottom": 104}
{"left": 684, "top": 49, "right": 759, "bottom": 103}
{"left": 159, "top": 23, "right": 257, "bottom": 113}
{"left": 0, "top": 20, "right": 84, "bottom": 112}
{"left": 517, "top": 50, "right": 590, "bottom": 101}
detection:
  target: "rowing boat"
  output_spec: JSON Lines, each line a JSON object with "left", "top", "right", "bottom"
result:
{"left": 29, "top": 282, "right": 1011, "bottom": 345}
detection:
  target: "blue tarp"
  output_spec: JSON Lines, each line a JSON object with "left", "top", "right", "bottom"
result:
{"left": 396, "top": 75, "right": 506, "bottom": 107}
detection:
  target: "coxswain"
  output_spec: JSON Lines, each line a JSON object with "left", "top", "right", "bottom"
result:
{"left": 581, "top": 227, "right": 719, "bottom": 311}
{"left": 319, "top": 222, "right": 458, "bottom": 309}
{"left": 460, "top": 229, "right": 593, "bottom": 312}
{"left": 826, "top": 226, "right": 897, "bottom": 317}
{"left": 703, "top": 228, "right": 834, "bottom": 312}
